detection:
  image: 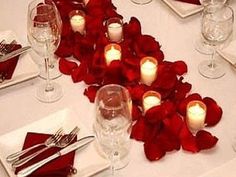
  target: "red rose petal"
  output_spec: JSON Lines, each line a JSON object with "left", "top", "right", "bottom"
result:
{"left": 83, "top": 86, "right": 100, "bottom": 103}
{"left": 173, "top": 61, "right": 188, "bottom": 75}
{"left": 174, "top": 77, "right": 192, "bottom": 101}
{"left": 163, "top": 114, "right": 183, "bottom": 137}
{"left": 145, "top": 105, "right": 163, "bottom": 124}
{"left": 132, "top": 104, "right": 142, "bottom": 121}
{"left": 59, "top": 58, "right": 78, "bottom": 75}
{"left": 144, "top": 140, "right": 166, "bottom": 161}
{"left": 203, "top": 97, "right": 223, "bottom": 127}
{"left": 131, "top": 117, "right": 146, "bottom": 141}
{"left": 179, "top": 122, "right": 199, "bottom": 153}
{"left": 71, "top": 62, "right": 87, "bottom": 83}
{"left": 196, "top": 130, "right": 218, "bottom": 150}
{"left": 123, "top": 17, "right": 142, "bottom": 39}
{"left": 129, "top": 84, "right": 148, "bottom": 102}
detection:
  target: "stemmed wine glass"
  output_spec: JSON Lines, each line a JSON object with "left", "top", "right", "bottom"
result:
{"left": 93, "top": 84, "right": 132, "bottom": 175}
{"left": 198, "top": 4, "right": 234, "bottom": 79}
{"left": 195, "top": 0, "right": 227, "bottom": 55}
{"left": 27, "top": 0, "right": 63, "bottom": 102}
{"left": 130, "top": 0, "right": 152, "bottom": 5}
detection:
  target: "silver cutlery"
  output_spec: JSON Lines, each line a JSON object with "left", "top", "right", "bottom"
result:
{"left": 12, "top": 126, "right": 79, "bottom": 168}
{"left": 0, "top": 46, "right": 31, "bottom": 63}
{"left": 17, "top": 135, "right": 95, "bottom": 177}
{"left": 6, "top": 128, "right": 64, "bottom": 163}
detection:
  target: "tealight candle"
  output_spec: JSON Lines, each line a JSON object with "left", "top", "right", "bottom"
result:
{"left": 107, "top": 17, "right": 123, "bottom": 43}
{"left": 69, "top": 10, "right": 86, "bottom": 34}
{"left": 142, "top": 91, "right": 161, "bottom": 113}
{"left": 104, "top": 43, "right": 122, "bottom": 65}
{"left": 186, "top": 100, "right": 207, "bottom": 131}
{"left": 140, "top": 57, "right": 158, "bottom": 86}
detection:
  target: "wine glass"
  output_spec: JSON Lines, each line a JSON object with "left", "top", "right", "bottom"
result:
{"left": 198, "top": 4, "right": 234, "bottom": 79}
{"left": 195, "top": 0, "right": 227, "bottom": 55}
{"left": 28, "top": 0, "right": 62, "bottom": 80}
{"left": 27, "top": 0, "right": 63, "bottom": 103}
{"left": 93, "top": 84, "right": 132, "bottom": 175}
{"left": 130, "top": 0, "right": 152, "bottom": 5}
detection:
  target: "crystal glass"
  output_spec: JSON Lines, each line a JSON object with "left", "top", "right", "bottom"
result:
{"left": 195, "top": 0, "right": 227, "bottom": 55}
{"left": 198, "top": 4, "right": 234, "bottom": 79}
{"left": 27, "top": 0, "right": 63, "bottom": 102}
{"left": 28, "top": 0, "right": 62, "bottom": 80}
{"left": 94, "top": 84, "right": 132, "bottom": 174}
{"left": 131, "top": 0, "right": 152, "bottom": 5}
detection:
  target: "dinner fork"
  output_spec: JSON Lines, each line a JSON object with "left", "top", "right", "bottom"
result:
{"left": 6, "top": 128, "right": 64, "bottom": 163}
{"left": 12, "top": 126, "right": 79, "bottom": 168}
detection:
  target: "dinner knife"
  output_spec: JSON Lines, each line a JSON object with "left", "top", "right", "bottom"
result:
{"left": 17, "top": 135, "right": 95, "bottom": 177}
{"left": 0, "top": 46, "right": 31, "bottom": 63}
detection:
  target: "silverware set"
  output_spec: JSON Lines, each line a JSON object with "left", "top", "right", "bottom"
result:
{"left": 6, "top": 127, "right": 81, "bottom": 173}
{"left": 0, "top": 39, "right": 31, "bottom": 83}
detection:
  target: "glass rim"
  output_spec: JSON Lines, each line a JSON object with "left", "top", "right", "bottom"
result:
{"left": 203, "top": 4, "right": 234, "bottom": 22}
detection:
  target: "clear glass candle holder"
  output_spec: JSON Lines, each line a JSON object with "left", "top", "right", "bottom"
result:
{"left": 142, "top": 90, "right": 161, "bottom": 113}
{"left": 106, "top": 17, "right": 123, "bottom": 43}
{"left": 69, "top": 10, "right": 86, "bottom": 35}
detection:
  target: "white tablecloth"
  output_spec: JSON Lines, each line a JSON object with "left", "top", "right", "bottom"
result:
{"left": 0, "top": 0, "right": 236, "bottom": 176}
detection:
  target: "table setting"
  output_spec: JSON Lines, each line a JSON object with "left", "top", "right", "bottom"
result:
{"left": 0, "top": 0, "right": 236, "bottom": 177}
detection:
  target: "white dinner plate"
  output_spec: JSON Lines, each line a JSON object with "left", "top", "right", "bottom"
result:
{"left": 0, "top": 30, "right": 39, "bottom": 89}
{"left": 0, "top": 108, "right": 110, "bottom": 177}
{"left": 161, "top": 0, "right": 203, "bottom": 18}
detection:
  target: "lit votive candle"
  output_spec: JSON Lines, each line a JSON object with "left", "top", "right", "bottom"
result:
{"left": 143, "top": 91, "right": 161, "bottom": 113}
{"left": 107, "top": 17, "right": 123, "bottom": 43}
{"left": 104, "top": 43, "right": 121, "bottom": 65}
{"left": 186, "top": 100, "right": 207, "bottom": 131}
{"left": 140, "top": 56, "right": 158, "bottom": 86}
{"left": 69, "top": 10, "right": 86, "bottom": 34}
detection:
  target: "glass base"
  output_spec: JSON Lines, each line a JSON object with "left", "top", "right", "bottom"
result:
{"left": 36, "top": 82, "right": 63, "bottom": 103}
{"left": 195, "top": 39, "right": 213, "bottom": 55}
{"left": 198, "top": 60, "right": 225, "bottom": 79}
{"left": 131, "top": 0, "right": 152, "bottom": 5}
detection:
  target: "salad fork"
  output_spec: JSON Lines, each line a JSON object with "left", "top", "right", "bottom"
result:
{"left": 12, "top": 126, "right": 79, "bottom": 168}
{"left": 6, "top": 128, "right": 64, "bottom": 163}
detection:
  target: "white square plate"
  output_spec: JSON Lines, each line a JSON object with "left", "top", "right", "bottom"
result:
{"left": 161, "top": 0, "right": 203, "bottom": 18}
{"left": 0, "top": 108, "right": 110, "bottom": 177}
{"left": 0, "top": 30, "right": 39, "bottom": 89}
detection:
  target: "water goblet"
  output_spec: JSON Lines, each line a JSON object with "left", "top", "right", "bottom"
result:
{"left": 27, "top": 0, "right": 63, "bottom": 102}
{"left": 198, "top": 4, "right": 234, "bottom": 79}
{"left": 28, "top": 0, "right": 62, "bottom": 80}
{"left": 195, "top": 0, "right": 227, "bottom": 55}
{"left": 93, "top": 84, "right": 132, "bottom": 175}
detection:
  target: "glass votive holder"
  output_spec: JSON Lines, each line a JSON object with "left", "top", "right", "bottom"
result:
{"left": 142, "top": 90, "right": 161, "bottom": 113}
{"left": 186, "top": 100, "right": 207, "bottom": 132}
{"left": 140, "top": 56, "right": 158, "bottom": 86}
{"left": 104, "top": 43, "right": 122, "bottom": 65}
{"left": 69, "top": 10, "right": 86, "bottom": 34}
{"left": 106, "top": 17, "right": 123, "bottom": 43}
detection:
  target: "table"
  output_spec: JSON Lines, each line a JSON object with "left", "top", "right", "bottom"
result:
{"left": 0, "top": 0, "right": 236, "bottom": 176}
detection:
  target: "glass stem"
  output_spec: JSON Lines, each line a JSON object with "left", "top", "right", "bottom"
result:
{"left": 210, "top": 46, "right": 216, "bottom": 70}
{"left": 45, "top": 57, "right": 54, "bottom": 92}
{"left": 44, "top": 41, "right": 53, "bottom": 92}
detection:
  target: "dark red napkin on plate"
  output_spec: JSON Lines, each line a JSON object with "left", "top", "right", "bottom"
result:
{"left": 0, "top": 44, "right": 22, "bottom": 80}
{"left": 175, "top": 0, "right": 201, "bottom": 5}
{"left": 15, "top": 132, "right": 76, "bottom": 177}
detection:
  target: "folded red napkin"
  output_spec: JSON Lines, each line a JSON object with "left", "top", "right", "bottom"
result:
{"left": 15, "top": 132, "right": 76, "bottom": 177}
{"left": 175, "top": 0, "right": 201, "bottom": 5}
{"left": 0, "top": 44, "right": 22, "bottom": 80}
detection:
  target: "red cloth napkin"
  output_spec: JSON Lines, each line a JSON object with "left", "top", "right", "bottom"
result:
{"left": 175, "top": 0, "right": 201, "bottom": 5}
{"left": 0, "top": 44, "right": 22, "bottom": 80}
{"left": 15, "top": 132, "right": 76, "bottom": 177}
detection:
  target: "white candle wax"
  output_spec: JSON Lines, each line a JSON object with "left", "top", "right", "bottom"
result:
{"left": 141, "top": 58, "right": 157, "bottom": 86}
{"left": 143, "top": 95, "right": 161, "bottom": 113}
{"left": 70, "top": 14, "right": 85, "bottom": 34}
{"left": 187, "top": 103, "right": 206, "bottom": 131}
{"left": 108, "top": 22, "right": 123, "bottom": 42}
{"left": 105, "top": 45, "right": 121, "bottom": 65}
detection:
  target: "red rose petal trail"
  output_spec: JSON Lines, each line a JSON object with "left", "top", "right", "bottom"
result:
{"left": 53, "top": 0, "right": 223, "bottom": 161}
